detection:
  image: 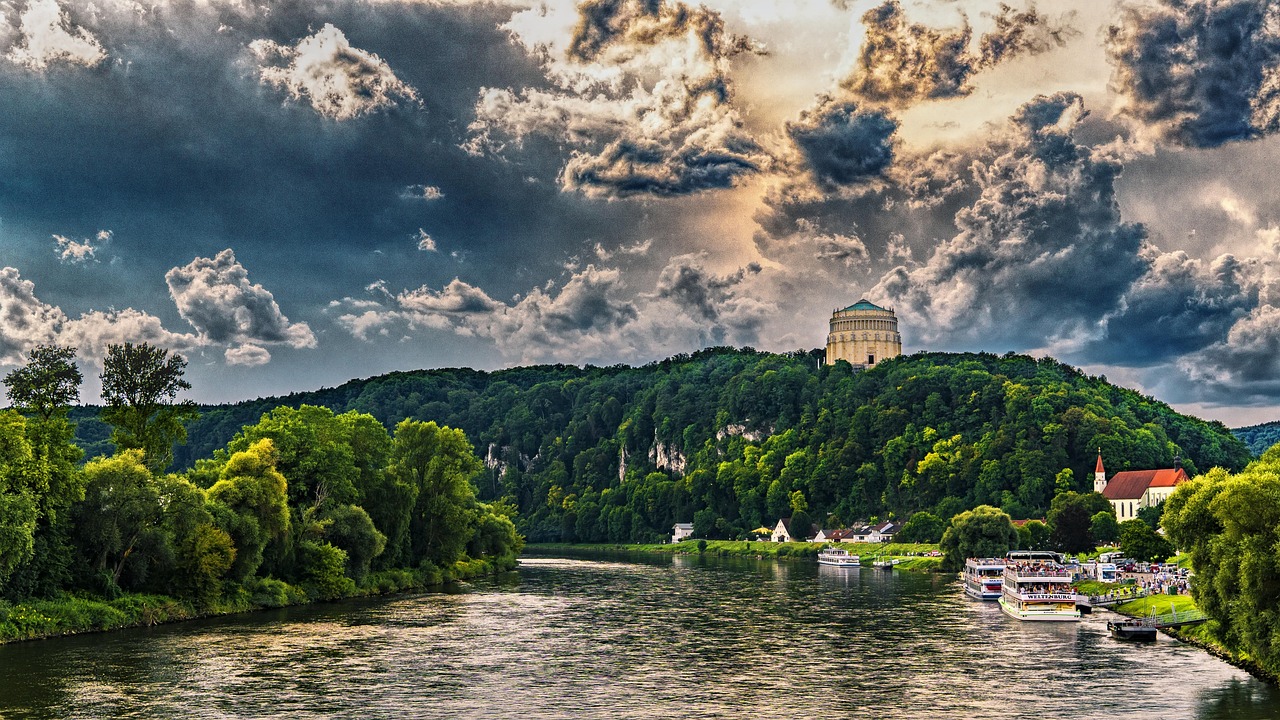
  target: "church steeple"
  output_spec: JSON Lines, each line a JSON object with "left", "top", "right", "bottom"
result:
{"left": 1094, "top": 450, "right": 1107, "bottom": 494}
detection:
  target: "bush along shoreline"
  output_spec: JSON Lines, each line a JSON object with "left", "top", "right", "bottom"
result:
{"left": 0, "top": 554, "right": 517, "bottom": 645}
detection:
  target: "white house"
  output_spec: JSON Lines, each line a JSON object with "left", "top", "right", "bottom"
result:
{"left": 866, "top": 520, "right": 900, "bottom": 543}
{"left": 771, "top": 518, "right": 793, "bottom": 543}
{"left": 671, "top": 522, "right": 694, "bottom": 544}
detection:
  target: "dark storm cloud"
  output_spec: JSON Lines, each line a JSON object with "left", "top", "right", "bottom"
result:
{"left": 786, "top": 100, "right": 898, "bottom": 190}
{"left": 468, "top": 0, "right": 768, "bottom": 198}
{"left": 1086, "top": 250, "right": 1258, "bottom": 365}
{"left": 1106, "top": 0, "right": 1280, "bottom": 147}
{"left": 873, "top": 93, "right": 1150, "bottom": 345}
{"left": 654, "top": 256, "right": 761, "bottom": 323}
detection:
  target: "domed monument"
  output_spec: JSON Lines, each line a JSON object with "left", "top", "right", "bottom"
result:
{"left": 826, "top": 299, "right": 902, "bottom": 368}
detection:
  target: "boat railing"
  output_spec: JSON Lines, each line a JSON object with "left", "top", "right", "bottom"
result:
{"left": 1007, "top": 569, "right": 1071, "bottom": 579}
{"left": 1018, "top": 592, "right": 1076, "bottom": 601}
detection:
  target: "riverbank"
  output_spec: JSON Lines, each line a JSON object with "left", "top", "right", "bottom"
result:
{"left": 527, "top": 540, "right": 944, "bottom": 571}
{"left": 1108, "top": 591, "right": 1280, "bottom": 686}
{"left": 0, "top": 555, "right": 515, "bottom": 645}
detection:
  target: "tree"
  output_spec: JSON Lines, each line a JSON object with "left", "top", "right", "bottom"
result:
{"left": 100, "top": 342, "right": 199, "bottom": 472}
{"left": 0, "top": 412, "right": 39, "bottom": 585}
{"left": 1018, "top": 519, "right": 1051, "bottom": 550}
{"left": 1119, "top": 519, "right": 1173, "bottom": 563}
{"left": 3, "top": 344, "right": 82, "bottom": 421}
{"left": 897, "top": 511, "right": 945, "bottom": 543}
{"left": 1090, "top": 510, "right": 1120, "bottom": 545}
{"left": 939, "top": 505, "right": 1019, "bottom": 571}
{"left": 1047, "top": 491, "right": 1110, "bottom": 554}
{"left": 387, "top": 420, "right": 482, "bottom": 568}
{"left": 71, "top": 450, "right": 162, "bottom": 591}
{"left": 206, "top": 439, "right": 291, "bottom": 581}
{"left": 1137, "top": 501, "right": 1164, "bottom": 530}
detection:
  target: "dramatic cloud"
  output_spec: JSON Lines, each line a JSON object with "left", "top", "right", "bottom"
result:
{"left": 842, "top": 0, "right": 1073, "bottom": 108}
{"left": 225, "top": 343, "right": 272, "bottom": 367}
{"left": 1088, "top": 249, "right": 1259, "bottom": 365}
{"left": 251, "top": 23, "right": 419, "bottom": 121}
{"left": 415, "top": 228, "right": 438, "bottom": 251}
{"left": 4, "top": 0, "right": 106, "bottom": 70}
{"left": 786, "top": 100, "right": 898, "bottom": 190}
{"left": 0, "top": 267, "right": 195, "bottom": 365}
{"left": 467, "top": 0, "right": 768, "bottom": 197}
{"left": 1106, "top": 0, "right": 1280, "bottom": 147}
{"left": 53, "top": 229, "right": 111, "bottom": 264}
{"left": 165, "top": 249, "right": 317, "bottom": 360}
{"left": 873, "top": 93, "right": 1149, "bottom": 346}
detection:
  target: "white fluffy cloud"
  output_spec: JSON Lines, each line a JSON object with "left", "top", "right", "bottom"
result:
{"left": 5, "top": 0, "right": 107, "bottom": 70}
{"left": 165, "top": 249, "right": 317, "bottom": 359}
{"left": 53, "top": 229, "right": 112, "bottom": 264}
{"left": 0, "top": 266, "right": 196, "bottom": 365}
{"left": 251, "top": 23, "right": 418, "bottom": 121}
{"left": 334, "top": 255, "right": 772, "bottom": 363}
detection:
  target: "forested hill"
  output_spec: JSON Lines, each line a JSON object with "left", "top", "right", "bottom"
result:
{"left": 71, "top": 349, "right": 1253, "bottom": 543}
{"left": 1232, "top": 421, "right": 1280, "bottom": 456}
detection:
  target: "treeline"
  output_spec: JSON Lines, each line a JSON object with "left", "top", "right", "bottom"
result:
{"left": 1166, "top": 447, "right": 1280, "bottom": 679}
{"left": 1230, "top": 421, "right": 1280, "bottom": 456}
{"left": 76, "top": 347, "right": 1248, "bottom": 545}
{"left": 1, "top": 344, "right": 521, "bottom": 616}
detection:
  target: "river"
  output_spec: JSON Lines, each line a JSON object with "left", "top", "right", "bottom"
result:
{"left": 1, "top": 552, "right": 1276, "bottom": 719}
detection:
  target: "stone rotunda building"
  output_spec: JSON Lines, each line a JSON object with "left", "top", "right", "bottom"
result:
{"left": 825, "top": 299, "right": 902, "bottom": 368}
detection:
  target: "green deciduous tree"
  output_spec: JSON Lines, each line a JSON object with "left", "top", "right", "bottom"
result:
{"left": 1047, "top": 491, "right": 1111, "bottom": 554}
{"left": 1090, "top": 510, "right": 1120, "bottom": 545}
{"left": 897, "top": 511, "right": 945, "bottom": 543}
{"left": 939, "top": 505, "right": 1019, "bottom": 571}
{"left": 72, "top": 450, "right": 162, "bottom": 592}
{"left": 388, "top": 419, "right": 482, "bottom": 568}
{"left": 4, "top": 345, "right": 82, "bottom": 421}
{"left": 100, "top": 343, "right": 199, "bottom": 472}
{"left": 1119, "top": 519, "right": 1173, "bottom": 563}
{"left": 322, "top": 503, "right": 386, "bottom": 584}
{"left": 0, "top": 412, "right": 39, "bottom": 584}
{"left": 206, "top": 439, "right": 290, "bottom": 582}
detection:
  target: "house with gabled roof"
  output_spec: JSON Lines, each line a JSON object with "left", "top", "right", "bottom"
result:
{"left": 1093, "top": 452, "right": 1190, "bottom": 521}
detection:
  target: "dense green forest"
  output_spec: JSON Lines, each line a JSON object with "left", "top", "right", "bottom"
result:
{"left": 1, "top": 343, "right": 522, "bottom": 625}
{"left": 72, "top": 348, "right": 1249, "bottom": 545}
{"left": 1230, "top": 421, "right": 1280, "bottom": 456}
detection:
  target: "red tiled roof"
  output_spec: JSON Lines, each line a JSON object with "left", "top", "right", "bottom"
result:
{"left": 1096, "top": 453, "right": 1105, "bottom": 474}
{"left": 1149, "top": 468, "right": 1189, "bottom": 487}
{"left": 1103, "top": 468, "right": 1188, "bottom": 499}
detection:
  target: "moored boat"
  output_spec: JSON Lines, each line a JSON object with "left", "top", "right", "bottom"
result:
{"left": 998, "top": 551, "right": 1081, "bottom": 622}
{"left": 963, "top": 557, "right": 1005, "bottom": 600}
{"left": 1108, "top": 618, "right": 1157, "bottom": 641}
{"left": 872, "top": 557, "right": 895, "bottom": 569}
{"left": 817, "top": 547, "right": 860, "bottom": 567}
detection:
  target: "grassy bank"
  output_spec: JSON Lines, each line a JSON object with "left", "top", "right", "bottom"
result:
{"left": 527, "top": 540, "right": 944, "bottom": 571}
{"left": 0, "top": 554, "right": 516, "bottom": 645}
{"left": 1106, "top": 590, "right": 1280, "bottom": 685}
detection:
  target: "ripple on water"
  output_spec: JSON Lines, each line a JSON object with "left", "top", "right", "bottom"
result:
{"left": 0, "top": 555, "right": 1276, "bottom": 719}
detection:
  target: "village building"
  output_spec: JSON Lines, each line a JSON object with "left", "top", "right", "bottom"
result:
{"left": 1094, "top": 452, "right": 1190, "bottom": 520}
{"left": 671, "top": 522, "right": 694, "bottom": 544}
{"left": 825, "top": 299, "right": 902, "bottom": 369}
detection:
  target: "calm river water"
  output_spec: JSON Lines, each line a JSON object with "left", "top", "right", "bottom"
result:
{"left": 1, "top": 552, "right": 1277, "bottom": 719}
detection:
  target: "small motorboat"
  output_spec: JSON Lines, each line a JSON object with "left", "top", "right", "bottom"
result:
{"left": 1108, "top": 618, "right": 1158, "bottom": 641}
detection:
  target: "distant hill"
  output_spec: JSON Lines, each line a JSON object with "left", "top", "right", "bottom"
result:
{"left": 69, "top": 349, "right": 1252, "bottom": 543}
{"left": 1232, "top": 421, "right": 1280, "bottom": 457}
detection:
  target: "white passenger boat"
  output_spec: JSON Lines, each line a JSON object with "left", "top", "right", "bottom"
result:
{"left": 963, "top": 557, "right": 1005, "bottom": 600}
{"left": 998, "top": 551, "right": 1081, "bottom": 622}
{"left": 817, "top": 547, "right": 860, "bottom": 567}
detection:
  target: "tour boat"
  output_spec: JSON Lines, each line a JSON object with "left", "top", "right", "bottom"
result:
{"left": 963, "top": 557, "right": 1006, "bottom": 600}
{"left": 998, "top": 551, "right": 1081, "bottom": 622}
{"left": 817, "top": 547, "right": 860, "bottom": 567}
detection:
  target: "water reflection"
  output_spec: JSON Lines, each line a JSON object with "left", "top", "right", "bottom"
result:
{"left": 0, "top": 554, "right": 1275, "bottom": 719}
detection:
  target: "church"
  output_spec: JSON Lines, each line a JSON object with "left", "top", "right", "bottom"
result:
{"left": 1093, "top": 453, "right": 1189, "bottom": 520}
{"left": 825, "top": 299, "right": 902, "bottom": 368}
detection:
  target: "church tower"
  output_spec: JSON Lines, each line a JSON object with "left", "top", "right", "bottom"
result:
{"left": 1094, "top": 451, "right": 1107, "bottom": 494}
{"left": 826, "top": 299, "right": 902, "bottom": 368}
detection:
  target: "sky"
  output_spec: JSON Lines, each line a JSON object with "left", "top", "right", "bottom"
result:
{"left": 3, "top": 0, "right": 1280, "bottom": 427}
